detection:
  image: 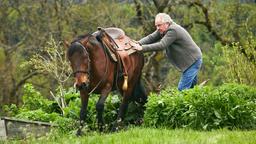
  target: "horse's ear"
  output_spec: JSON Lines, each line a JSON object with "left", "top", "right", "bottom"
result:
{"left": 63, "top": 40, "right": 70, "bottom": 49}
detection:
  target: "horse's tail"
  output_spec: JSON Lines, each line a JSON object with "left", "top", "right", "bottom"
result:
{"left": 132, "top": 79, "right": 148, "bottom": 105}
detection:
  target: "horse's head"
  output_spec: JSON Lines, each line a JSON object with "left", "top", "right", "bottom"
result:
{"left": 67, "top": 34, "right": 92, "bottom": 91}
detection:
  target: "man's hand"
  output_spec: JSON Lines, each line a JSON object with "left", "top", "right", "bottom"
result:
{"left": 133, "top": 43, "right": 143, "bottom": 51}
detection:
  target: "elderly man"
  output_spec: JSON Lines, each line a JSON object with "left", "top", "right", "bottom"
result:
{"left": 135, "top": 13, "right": 202, "bottom": 91}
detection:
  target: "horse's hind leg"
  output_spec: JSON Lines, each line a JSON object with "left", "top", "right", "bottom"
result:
{"left": 112, "top": 90, "right": 132, "bottom": 132}
{"left": 117, "top": 95, "right": 129, "bottom": 121}
{"left": 96, "top": 94, "right": 108, "bottom": 132}
{"left": 77, "top": 91, "right": 89, "bottom": 136}
{"left": 133, "top": 80, "right": 147, "bottom": 105}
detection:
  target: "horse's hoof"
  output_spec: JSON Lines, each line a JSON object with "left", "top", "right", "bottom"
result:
{"left": 135, "top": 118, "right": 144, "bottom": 125}
{"left": 111, "top": 127, "right": 119, "bottom": 132}
{"left": 76, "top": 129, "right": 84, "bottom": 136}
{"left": 99, "top": 126, "right": 104, "bottom": 133}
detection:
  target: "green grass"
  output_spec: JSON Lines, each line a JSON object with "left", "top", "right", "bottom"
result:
{"left": 2, "top": 127, "right": 256, "bottom": 144}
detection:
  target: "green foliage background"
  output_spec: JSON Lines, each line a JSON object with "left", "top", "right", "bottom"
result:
{"left": 0, "top": 0, "right": 256, "bottom": 135}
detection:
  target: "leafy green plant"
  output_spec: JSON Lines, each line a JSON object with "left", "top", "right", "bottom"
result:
{"left": 21, "top": 83, "right": 56, "bottom": 113}
{"left": 54, "top": 117, "right": 78, "bottom": 133}
{"left": 16, "top": 109, "right": 60, "bottom": 122}
{"left": 144, "top": 83, "right": 256, "bottom": 130}
{"left": 5, "top": 83, "right": 144, "bottom": 133}
{"left": 2, "top": 104, "right": 19, "bottom": 117}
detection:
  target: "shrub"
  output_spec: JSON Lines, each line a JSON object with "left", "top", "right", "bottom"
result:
{"left": 222, "top": 35, "right": 256, "bottom": 86}
{"left": 2, "top": 104, "right": 19, "bottom": 117}
{"left": 144, "top": 83, "right": 256, "bottom": 130}
{"left": 21, "top": 83, "right": 57, "bottom": 113}
{"left": 5, "top": 83, "right": 144, "bottom": 133}
{"left": 16, "top": 109, "right": 60, "bottom": 122}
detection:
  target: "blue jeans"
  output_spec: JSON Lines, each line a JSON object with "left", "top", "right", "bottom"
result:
{"left": 178, "top": 58, "right": 202, "bottom": 91}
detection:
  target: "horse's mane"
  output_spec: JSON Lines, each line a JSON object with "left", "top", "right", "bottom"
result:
{"left": 67, "top": 34, "right": 91, "bottom": 57}
{"left": 71, "top": 34, "right": 91, "bottom": 43}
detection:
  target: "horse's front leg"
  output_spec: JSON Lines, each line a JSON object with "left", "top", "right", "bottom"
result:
{"left": 77, "top": 90, "right": 89, "bottom": 136}
{"left": 96, "top": 94, "right": 108, "bottom": 132}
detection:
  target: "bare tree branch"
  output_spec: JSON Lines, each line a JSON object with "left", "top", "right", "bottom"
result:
{"left": 192, "top": 1, "right": 230, "bottom": 45}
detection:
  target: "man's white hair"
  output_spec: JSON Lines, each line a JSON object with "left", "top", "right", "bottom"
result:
{"left": 155, "top": 13, "right": 173, "bottom": 23}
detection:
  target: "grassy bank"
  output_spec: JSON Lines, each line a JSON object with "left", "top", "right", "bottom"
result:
{"left": 2, "top": 127, "right": 256, "bottom": 144}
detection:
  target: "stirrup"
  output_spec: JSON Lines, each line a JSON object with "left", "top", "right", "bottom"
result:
{"left": 122, "top": 75, "right": 128, "bottom": 91}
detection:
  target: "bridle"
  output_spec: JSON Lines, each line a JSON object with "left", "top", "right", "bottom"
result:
{"left": 72, "top": 70, "right": 89, "bottom": 77}
{"left": 72, "top": 37, "right": 109, "bottom": 94}
{"left": 72, "top": 41, "right": 91, "bottom": 79}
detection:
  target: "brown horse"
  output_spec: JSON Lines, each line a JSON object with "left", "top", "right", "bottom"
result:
{"left": 66, "top": 28, "right": 147, "bottom": 134}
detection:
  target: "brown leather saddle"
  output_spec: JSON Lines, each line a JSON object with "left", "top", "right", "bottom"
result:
{"left": 94, "top": 27, "right": 139, "bottom": 91}
{"left": 95, "top": 27, "right": 137, "bottom": 60}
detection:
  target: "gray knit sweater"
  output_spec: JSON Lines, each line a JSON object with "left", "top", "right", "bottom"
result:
{"left": 139, "top": 22, "right": 202, "bottom": 72}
